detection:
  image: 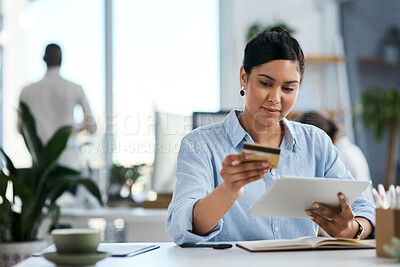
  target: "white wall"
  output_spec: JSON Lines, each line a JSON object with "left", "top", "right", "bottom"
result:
{"left": 219, "top": 0, "right": 348, "bottom": 114}
{"left": 2, "top": 0, "right": 31, "bottom": 167}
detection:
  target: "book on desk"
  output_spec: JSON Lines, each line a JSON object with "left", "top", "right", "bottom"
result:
{"left": 236, "top": 236, "right": 376, "bottom": 252}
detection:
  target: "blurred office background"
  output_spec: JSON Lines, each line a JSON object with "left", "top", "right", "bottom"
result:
{"left": 0, "top": 0, "right": 399, "bottom": 240}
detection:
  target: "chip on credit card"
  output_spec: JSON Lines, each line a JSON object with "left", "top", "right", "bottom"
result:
{"left": 241, "top": 142, "right": 280, "bottom": 169}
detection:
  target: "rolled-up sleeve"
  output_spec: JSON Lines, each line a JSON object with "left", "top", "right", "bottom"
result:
{"left": 166, "top": 136, "right": 223, "bottom": 244}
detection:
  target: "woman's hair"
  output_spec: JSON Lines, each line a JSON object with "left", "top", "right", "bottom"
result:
{"left": 242, "top": 27, "right": 305, "bottom": 83}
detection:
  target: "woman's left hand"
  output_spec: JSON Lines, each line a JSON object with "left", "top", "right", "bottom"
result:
{"left": 305, "top": 193, "right": 359, "bottom": 238}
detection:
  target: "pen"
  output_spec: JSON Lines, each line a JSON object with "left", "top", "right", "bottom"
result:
{"left": 179, "top": 243, "right": 232, "bottom": 249}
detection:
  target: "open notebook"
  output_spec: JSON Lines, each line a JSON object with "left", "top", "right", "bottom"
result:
{"left": 237, "top": 236, "right": 376, "bottom": 252}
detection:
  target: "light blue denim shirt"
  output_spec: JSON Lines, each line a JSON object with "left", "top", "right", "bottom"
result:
{"left": 166, "top": 110, "right": 375, "bottom": 245}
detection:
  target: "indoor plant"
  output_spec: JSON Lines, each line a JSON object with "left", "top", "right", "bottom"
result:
{"left": 107, "top": 163, "right": 144, "bottom": 204}
{"left": 358, "top": 87, "right": 400, "bottom": 188}
{"left": 0, "top": 102, "right": 102, "bottom": 264}
{"left": 246, "top": 22, "right": 296, "bottom": 42}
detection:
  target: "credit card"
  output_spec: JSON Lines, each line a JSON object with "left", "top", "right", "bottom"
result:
{"left": 241, "top": 142, "right": 280, "bottom": 169}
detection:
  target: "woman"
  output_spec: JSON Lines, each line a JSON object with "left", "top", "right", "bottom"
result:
{"left": 166, "top": 27, "right": 375, "bottom": 245}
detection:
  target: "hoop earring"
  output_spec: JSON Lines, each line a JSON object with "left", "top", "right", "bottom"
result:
{"left": 240, "top": 86, "right": 245, "bottom": 96}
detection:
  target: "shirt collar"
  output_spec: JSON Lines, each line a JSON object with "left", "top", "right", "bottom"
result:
{"left": 223, "top": 110, "right": 301, "bottom": 151}
{"left": 281, "top": 118, "right": 301, "bottom": 152}
{"left": 223, "top": 109, "right": 251, "bottom": 148}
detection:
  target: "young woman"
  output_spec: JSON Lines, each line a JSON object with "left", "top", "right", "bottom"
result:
{"left": 166, "top": 27, "right": 375, "bottom": 245}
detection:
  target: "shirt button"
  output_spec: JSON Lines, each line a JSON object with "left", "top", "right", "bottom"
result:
{"left": 274, "top": 227, "right": 279, "bottom": 232}
{"left": 271, "top": 169, "right": 276, "bottom": 176}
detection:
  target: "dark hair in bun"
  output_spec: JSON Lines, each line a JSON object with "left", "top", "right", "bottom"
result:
{"left": 242, "top": 27, "right": 305, "bottom": 83}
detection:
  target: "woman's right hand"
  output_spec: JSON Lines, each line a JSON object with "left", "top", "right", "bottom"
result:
{"left": 192, "top": 152, "right": 270, "bottom": 235}
{"left": 219, "top": 152, "right": 270, "bottom": 200}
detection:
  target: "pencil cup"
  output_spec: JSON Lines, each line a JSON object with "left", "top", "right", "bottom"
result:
{"left": 376, "top": 208, "right": 400, "bottom": 257}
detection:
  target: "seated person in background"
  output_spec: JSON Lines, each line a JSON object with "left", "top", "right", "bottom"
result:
{"left": 297, "top": 111, "right": 374, "bottom": 202}
{"left": 166, "top": 27, "right": 375, "bottom": 245}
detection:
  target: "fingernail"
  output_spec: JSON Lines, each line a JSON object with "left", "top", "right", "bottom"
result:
{"left": 261, "top": 162, "right": 269, "bottom": 167}
{"left": 313, "top": 203, "right": 320, "bottom": 209}
{"left": 244, "top": 153, "right": 251, "bottom": 159}
{"left": 306, "top": 211, "right": 312, "bottom": 216}
{"left": 263, "top": 169, "right": 269, "bottom": 173}
{"left": 339, "top": 194, "right": 344, "bottom": 200}
{"left": 232, "top": 160, "right": 240, "bottom": 166}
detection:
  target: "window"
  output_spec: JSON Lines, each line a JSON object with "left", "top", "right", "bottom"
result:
{"left": 113, "top": 0, "right": 219, "bottom": 165}
{"left": 13, "top": 0, "right": 104, "bottom": 166}
{"left": 13, "top": 0, "right": 219, "bottom": 176}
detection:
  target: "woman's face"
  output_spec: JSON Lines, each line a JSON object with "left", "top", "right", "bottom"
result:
{"left": 240, "top": 60, "right": 300, "bottom": 128}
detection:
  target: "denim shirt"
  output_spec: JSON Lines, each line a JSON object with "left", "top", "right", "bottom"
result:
{"left": 166, "top": 110, "right": 375, "bottom": 245}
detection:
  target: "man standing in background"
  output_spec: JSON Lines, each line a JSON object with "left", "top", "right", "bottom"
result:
{"left": 19, "top": 43, "right": 97, "bottom": 204}
{"left": 19, "top": 43, "right": 96, "bottom": 146}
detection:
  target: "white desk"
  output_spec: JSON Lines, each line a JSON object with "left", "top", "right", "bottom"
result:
{"left": 16, "top": 242, "right": 398, "bottom": 267}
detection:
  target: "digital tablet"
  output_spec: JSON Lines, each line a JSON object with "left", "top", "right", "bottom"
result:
{"left": 249, "top": 176, "right": 371, "bottom": 218}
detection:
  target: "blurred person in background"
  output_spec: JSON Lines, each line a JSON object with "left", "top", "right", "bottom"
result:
{"left": 19, "top": 43, "right": 97, "bottom": 206}
{"left": 297, "top": 111, "right": 374, "bottom": 202}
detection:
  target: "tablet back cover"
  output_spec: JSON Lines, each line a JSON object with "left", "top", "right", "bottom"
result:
{"left": 249, "top": 176, "right": 371, "bottom": 218}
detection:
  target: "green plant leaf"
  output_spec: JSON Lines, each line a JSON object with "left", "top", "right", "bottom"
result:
{"left": 77, "top": 178, "right": 103, "bottom": 205}
{"left": 110, "top": 163, "right": 145, "bottom": 186}
{"left": 0, "top": 149, "right": 16, "bottom": 176}
{"left": 35, "top": 126, "right": 73, "bottom": 196}
{"left": 0, "top": 173, "right": 12, "bottom": 218}
{"left": 0, "top": 200, "right": 13, "bottom": 241}
{"left": 2, "top": 103, "right": 104, "bottom": 242}
{"left": 0, "top": 172, "right": 13, "bottom": 242}
{"left": 46, "top": 202, "right": 60, "bottom": 229}
{"left": 51, "top": 165, "right": 81, "bottom": 176}
{"left": 18, "top": 102, "right": 43, "bottom": 167}
{"left": 0, "top": 172, "right": 8, "bottom": 197}
{"left": 246, "top": 22, "right": 296, "bottom": 42}
{"left": 14, "top": 168, "right": 36, "bottom": 191}
{"left": 358, "top": 87, "right": 400, "bottom": 142}
{"left": 10, "top": 171, "right": 35, "bottom": 204}
{"left": 39, "top": 125, "right": 73, "bottom": 170}
{"left": 47, "top": 175, "right": 103, "bottom": 206}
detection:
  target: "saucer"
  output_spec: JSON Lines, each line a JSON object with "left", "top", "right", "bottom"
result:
{"left": 43, "top": 251, "right": 110, "bottom": 266}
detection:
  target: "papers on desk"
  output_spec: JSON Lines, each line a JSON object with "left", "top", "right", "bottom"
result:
{"left": 237, "top": 236, "right": 376, "bottom": 252}
{"left": 98, "top": 243, "right": 159, "bottom": 257}
{"left": 36, "top": 243, "right": 159, "bottom": 257}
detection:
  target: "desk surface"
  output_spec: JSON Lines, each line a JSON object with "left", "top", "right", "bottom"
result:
{"left": 16, "top": 242, "right": 398, "bottom": 267}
